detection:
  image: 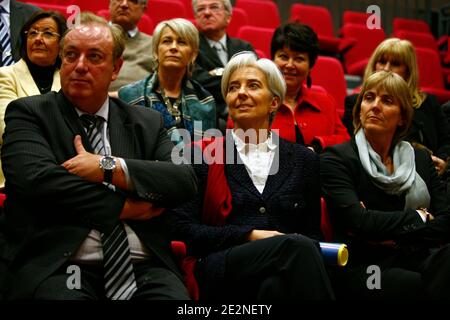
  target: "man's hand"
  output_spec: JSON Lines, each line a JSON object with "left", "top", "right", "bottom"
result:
{"left": 247, "top": 230, "right": 284, "bottom": 241}
{"left": 62, "top": 135, "right": 103, "bottom": 183}
{"left": 120, "top": 198, "right": 165, "bottom": 220}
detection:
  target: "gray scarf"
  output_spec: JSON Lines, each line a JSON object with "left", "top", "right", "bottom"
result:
{"left": 355, "top": 129, "right": 430, "bottom": 209}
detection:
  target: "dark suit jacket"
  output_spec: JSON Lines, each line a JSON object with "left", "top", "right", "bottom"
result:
{"left": 193, "top": 33, "right": 254, "bottom": 118}
{"left": 320, "top": 138, "right": 450, "bottom": 263}
{"left": 170, "top": 135, "right": 322, "bottom": 283}
{"left": 10, "top": 0, "right": 40, "bottom": 62}
{"left": 1, "top": 91, "right": 197, "bottom": 299}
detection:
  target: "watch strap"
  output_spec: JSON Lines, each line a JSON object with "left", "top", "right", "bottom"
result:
{"left": 104, "top": 169, "right": 113, "bottom": 184}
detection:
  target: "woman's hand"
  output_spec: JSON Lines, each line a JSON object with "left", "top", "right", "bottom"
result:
{"left": 431, "top": 155, "right": 447, "bottom": 175}
{"left": 247, "top": 230, "right": 284, "bottom": 241}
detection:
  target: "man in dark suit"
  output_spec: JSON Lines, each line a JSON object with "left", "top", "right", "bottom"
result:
{"left": 192, "top": 0, "right": 254, "bottom": 132}
{"left": 0, "top": 12, "right": 197, "bottom": 300}
{"left": 1, "top": 0, "right": 39, "bottom": 65}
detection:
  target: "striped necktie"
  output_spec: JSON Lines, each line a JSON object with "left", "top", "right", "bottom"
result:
{"left": 80, "top": 114, "right": 138, "bottom": 300}
{"left": 0, "top": 6, "right": 13, "bottom": 66}
{"left": 214, "top": 42, "right": 228, "bottom": 66}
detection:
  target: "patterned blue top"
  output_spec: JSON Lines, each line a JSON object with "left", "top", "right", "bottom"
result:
{"left": 118, "top": 72, "right": 216, "bottom": 145}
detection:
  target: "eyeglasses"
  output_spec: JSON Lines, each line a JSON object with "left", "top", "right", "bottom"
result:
{"left": 25, "top": 30, "right": 60, "bottom": 40}
{"left": 196, "top": 3, "right": 224, "bottom": 14}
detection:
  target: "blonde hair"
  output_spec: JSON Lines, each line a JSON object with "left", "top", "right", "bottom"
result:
{"left": 353, "top": 71, "right": 414, "bottom": 146}
{"left": 364, "top": 38, "right": 425, "bottom": 108}
{"left": 151, "top": 18, "right": 199, "bottom": 77}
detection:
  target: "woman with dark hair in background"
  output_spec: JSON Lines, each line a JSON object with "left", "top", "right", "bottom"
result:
{"left": 270, "top": 22, "right": 349, "bottom": 153}
{"left": 0, "top": 10, "right": 67, "bottom": 188}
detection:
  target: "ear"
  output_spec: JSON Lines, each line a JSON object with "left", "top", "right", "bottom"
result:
{"left": 225, "top": 12, "right": 232, "bottom": 26}
{"left": 111, "top": 57, "right": 124, "bottom": 81}
{"left": 270, "top": 96, "right": 280, "bottom": 114}
{"left": 191, "top": 50, "right": 198, "bottom": 65}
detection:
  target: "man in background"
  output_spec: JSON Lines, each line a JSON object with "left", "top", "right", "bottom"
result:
{"left": 192, "top": 0, "right": 254, "bottom": 132}
{"left": 108, "top": 0, "right": 153, "bottom": 93}
{"left": 0, "top": 0, "right": 39, "bottom": 66}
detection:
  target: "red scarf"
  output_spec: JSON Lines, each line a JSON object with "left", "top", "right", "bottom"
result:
{"left": 182, "top": 137, "right": 234, "bottom": 299}
{"left": 193, "top": 136, "right": 233, "bottom": 225}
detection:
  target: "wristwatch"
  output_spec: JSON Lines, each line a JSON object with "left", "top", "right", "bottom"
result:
{"left": 99, "top": 155, "right": 116, "bottom": 184}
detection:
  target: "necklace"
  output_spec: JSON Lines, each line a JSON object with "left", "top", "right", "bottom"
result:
{"left": 38, "top": 83, "right": 52, "bottom": 93}
{"left": 159, "top": 87, "right": 182, "bottom": 124}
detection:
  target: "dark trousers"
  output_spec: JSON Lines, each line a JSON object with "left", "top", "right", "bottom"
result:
{"left": 200, "top": 234, "right": 335, "bottom": 300}
{"left": 330, "top": 244, "right": 450, "bottom": 299}
{"left": 33, "top": 258, "right": 189, "bottom": 300}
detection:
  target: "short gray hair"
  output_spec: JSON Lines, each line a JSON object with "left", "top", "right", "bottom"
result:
{"left": 192, "top": 0, "right": 232, "bottom": 15}
{"left": 221, "top": 52, "right": 286, "bottom": 105}
{"left": 151, "top": 18, "right": 199, "bottom": 76}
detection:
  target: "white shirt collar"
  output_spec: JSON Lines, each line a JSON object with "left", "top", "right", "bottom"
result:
{"left": 75, "top": 98, "right": 110, "bottom": 122}
{"left": 206, "top": 34, "right": 227, "bottom": 51}
{"left": 109, "top": 21, "right": 138, "bottom": 38}
{"left": 231, "top": 130, "right": 277, "bottom": 153}
{"left": 127, "top": 26, "right": 139, "bottom": 38}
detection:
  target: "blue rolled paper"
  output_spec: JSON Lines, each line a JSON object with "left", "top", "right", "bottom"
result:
{"left": 320, "top": 242, "right": 348, "bottom": 266}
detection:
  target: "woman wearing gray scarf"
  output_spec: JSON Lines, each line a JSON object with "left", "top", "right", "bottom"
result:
{"left": 321, "top": 71, "right": 450, "bottom": 299}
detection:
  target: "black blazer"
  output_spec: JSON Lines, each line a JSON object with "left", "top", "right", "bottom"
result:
{"left": 193, "top": 33, "right": 254, "bottom": 117}
{"left": 320, "top": 138, "right": 450, "bottom": 255}
{"left": 10, "top": 0, "right": 40, "bottom": 62}
{"left": 1, "top": 91, "right": 197, "bottom": 299}
{"left": 170, "top": 135, "right": 322, "bottom": 281}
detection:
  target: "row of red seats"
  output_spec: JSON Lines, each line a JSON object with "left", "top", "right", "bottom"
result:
{"left": 21, "top": 1, "right": 450, "bottom": 105}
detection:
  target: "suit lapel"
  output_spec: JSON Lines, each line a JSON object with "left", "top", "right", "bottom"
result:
{"left": 57, "top": 91, "right": 88, "bottom": 147}
{"left": 200, "top": 34, "right": 223, "bottom": 67}
{"left": 262, "top": 138, "right": 294, "bottom": 199}
{"left": 226, "top": 36, "right": 243, "bottom": 57}
{"left": 108, "top": 99, "right": 135, "bottom": 158}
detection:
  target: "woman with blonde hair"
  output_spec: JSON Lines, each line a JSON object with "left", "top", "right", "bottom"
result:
{"left": 343, "top": 38, "right": 450, "bottom": 175}
{"left": 322, "top": 70, "right": 450, "bottom": 299}
{"left": 119, "top": 18, "right": 216, "bottom": 144}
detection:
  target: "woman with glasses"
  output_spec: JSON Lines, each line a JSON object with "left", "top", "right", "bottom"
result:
{"left": 0, "top": 10, "right": 67, "bottom": 188}
{"left": 119, "top": 18, "right": 216, "bottom": 145}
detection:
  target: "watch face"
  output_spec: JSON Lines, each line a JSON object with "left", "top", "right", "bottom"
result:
{"left": 101, "top": 156, "right": 116, "bottom": 170}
